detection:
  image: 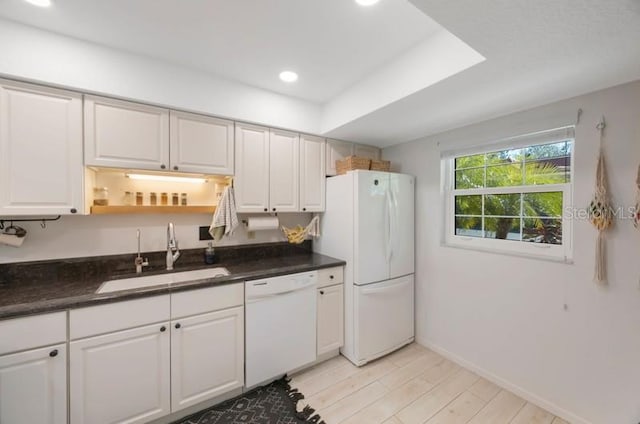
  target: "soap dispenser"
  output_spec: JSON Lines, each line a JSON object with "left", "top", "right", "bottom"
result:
{"left": 204, "top": 242, "right": 216, "bottom": 264}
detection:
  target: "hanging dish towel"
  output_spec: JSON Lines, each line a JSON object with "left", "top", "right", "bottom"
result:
{"left": 306, "top": 215, "right": 321, "bottom": 238}
{"left": 209, "top": 186, "right": 239, "bottom": 241}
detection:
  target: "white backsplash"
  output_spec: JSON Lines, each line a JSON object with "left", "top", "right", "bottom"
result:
{"left": 0, "top": 213, "right": 312, "bottom": 263}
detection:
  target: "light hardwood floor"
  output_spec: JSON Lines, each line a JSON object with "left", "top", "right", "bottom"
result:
{"left": 291, "top": 343, "right": 570, "bottom": 424}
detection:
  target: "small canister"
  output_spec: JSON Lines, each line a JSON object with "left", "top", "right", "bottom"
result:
{"left": 160, "top": 192, "right": 168, "bottom": 206}
{"left": 180, "top": 193, "right": 187, "bottom": 206}
{"left": 150, "top": 192, "right": 157, "bottom": 206}
{"left": 172, "top": 193, "right": 179, "bottom": 206}
{"left": 135, "top": 192, "right": 144, "bottom": 206}
{"left": 123, "top": 191, "right": 134, "bottom": 206}
{"left": 93, "top": 187, "right": 109, "bottom": 206}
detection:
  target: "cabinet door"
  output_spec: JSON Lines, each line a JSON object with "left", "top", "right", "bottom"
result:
{"left": 171, "top": 306, "right": 244, "bottom": 412}
{"left": 269, "top": 129, "right": 299, "bottom": 212}
{"left": 326, "top": 139, "right": 354, "bottom": 176}
{"left": 169, "top": 111, "right": 234, "bottom": 175}
{"left": 84, "top": 95, "right": 170, "bottom": 171}
{"left": 70, "top": 323, "right": 170, "bottom": 424}
{"left": 317, "top": 284, "right": 344, "bottom": 356}
{"left": 0, "top": 344, "right": 67, "bottom": 424}
{"left": 300, "top": 134, "right": 326, "bottom": 212}
{"left": 354, "top": 143, "right": 380, "bottom": 160}
{"left": 235, "top": 123, "right": 270, "bottom": 213}
{"left": 0, "top": 81, "right": 83, "bottom": 215}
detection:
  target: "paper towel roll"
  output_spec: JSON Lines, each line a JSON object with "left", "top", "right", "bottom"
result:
{"left": 0, "top": 233, "right": 25, "bottom": 247}
{"left": 246, "top": 216, "right": 280, "bottom": 231}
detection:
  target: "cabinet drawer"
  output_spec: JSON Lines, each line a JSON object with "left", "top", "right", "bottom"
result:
{"left": 171, "top": 283, "right": 244, "bottom": 319}
{"left": 0, "top": 312, "right": 66, "bottom": 356}
{"left": 318, "top": 266, "right": 344, "bottom": 288}
{"left": 70, "top": 295, "right": 170, "bottom": 340}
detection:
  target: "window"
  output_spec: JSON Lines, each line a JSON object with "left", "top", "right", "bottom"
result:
{"left": 443, "top": 127, "right": 574, "bottom": 261}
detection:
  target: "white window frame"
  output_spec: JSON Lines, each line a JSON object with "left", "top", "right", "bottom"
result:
{"left": 441, "top": 126, "right": 574, "bottom": 263}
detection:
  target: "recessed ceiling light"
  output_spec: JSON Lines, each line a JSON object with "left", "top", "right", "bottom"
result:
{"left": 355, "top": 0, "right": 379, "bottom": 6}
{"left": 279, "top": 71, "right": 298, "bottom": 83}
{"left": 24, "top": 0, "right": 52, "bottom": 7}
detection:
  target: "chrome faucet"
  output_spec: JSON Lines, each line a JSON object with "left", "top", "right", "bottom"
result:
{"left": 135, "top": 229, "right": 149, "bottom": 274}
{"left": 166, "top": 222, "right": 181, "bottom": 270}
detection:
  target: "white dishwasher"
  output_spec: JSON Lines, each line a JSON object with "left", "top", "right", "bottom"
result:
{"left": 245, "top": 271, "right": 318, "bottom": 388}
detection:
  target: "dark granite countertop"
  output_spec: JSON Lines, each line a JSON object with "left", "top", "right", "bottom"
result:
{"left": 0, "top": 241, "right": 345, "bottom": 320}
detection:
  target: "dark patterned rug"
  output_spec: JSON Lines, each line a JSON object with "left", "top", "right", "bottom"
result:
{"left": 172, "top": 376, "right": 325, "bottom": 424}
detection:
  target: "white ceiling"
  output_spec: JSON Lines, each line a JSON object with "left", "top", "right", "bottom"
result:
{"left": 324, "top": 0, "right": 640, "bottom": 145}
{"left": 1, "top": 0, "right": 639, "bottom": 147}
{"left": 0, "top": 0, "right": 439, "bottom": 103}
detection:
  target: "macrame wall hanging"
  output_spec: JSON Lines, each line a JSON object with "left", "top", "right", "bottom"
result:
{"left": 634, "top": 165, "right": 640, "bottom": 229}
{"left": 588, "top": 117, "right": 613, "bottom": 284}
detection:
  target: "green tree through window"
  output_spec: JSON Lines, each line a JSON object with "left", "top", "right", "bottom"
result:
{"left": 453, "top": 141, "right": 571, "bottom": 245}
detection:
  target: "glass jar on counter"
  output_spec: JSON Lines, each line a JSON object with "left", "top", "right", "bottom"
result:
{"left": 172, "top": 193, "right": 179, "bottom": 206}
{"left": 180, "top": 193, "right": 187, "bottom": 206}
{"left": 160, "top": 192, "right": 168, "bottom": 206}
{"left": 123, "top": 191, "right": 134, "bottom": 206}
{"left": 136, "top": 192, "right": 144, "bottom": 206}
{"left": 150, "top": 192, "right": 157, "bottom": 206}
{"left": 93, "top": 187, "right": 109, "bottom": 206}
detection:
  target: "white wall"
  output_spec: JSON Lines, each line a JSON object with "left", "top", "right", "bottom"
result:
{"left": 383, "top": 80, "right": 640, "bottom": 424}
{"left": 0, "top": 19, "right": 322, "bottom": 134}
{"left": 0, "top": 213, "right": 310, "bottom": 263}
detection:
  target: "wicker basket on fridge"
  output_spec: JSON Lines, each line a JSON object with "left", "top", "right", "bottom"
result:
{"left": 336, "top": 156, "right": 371, "bottom": 175}
{"left": 370, "top": 159, "right": 391, "bottom": 172}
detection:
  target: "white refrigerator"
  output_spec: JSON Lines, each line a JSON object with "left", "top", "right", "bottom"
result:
{"left": 315, "top": 170, "right": 415, "bottom": 366}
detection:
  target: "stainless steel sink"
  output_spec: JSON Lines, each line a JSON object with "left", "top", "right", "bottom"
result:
{"left": 96, "top": 267, "right": 230, "bottom": 294}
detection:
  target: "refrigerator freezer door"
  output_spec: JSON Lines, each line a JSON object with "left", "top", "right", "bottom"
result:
{"left": 389, "top": 173, "right": 415, "bottom": 279}
{"left": 354, "top": 171, "right": 390, "bottom": 285}
{"left": 354, "top": 274, "right": 414, "bottom": 364}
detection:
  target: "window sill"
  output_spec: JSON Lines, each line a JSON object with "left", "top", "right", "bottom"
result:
{"left": 441, "top": 239, "right": 574, "bottom": 264}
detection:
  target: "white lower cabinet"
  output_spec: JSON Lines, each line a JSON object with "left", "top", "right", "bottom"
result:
{"left": 317, "top": 283, "right": 344, "bottom": 356}
{"left": 68, "top": 286, "right": 244, "bottom": 423}
{"left": 171, "top": 306, "right": 244, "bottom": 412}
{"left": 0, "top": 344, "right": 67, "bottom": 424}
{"left": 70, "top": 322, "right": 171, "bottom": 424}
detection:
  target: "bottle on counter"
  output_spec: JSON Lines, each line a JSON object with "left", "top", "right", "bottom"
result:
{"left": 150, "top": 192, "right": 157, "bottom": 206}
{"left": 93, "top": 187, "right": 109, "bottom": 206}
{"left": 135, "top": 192, "right": 144, "bottom": 206}
{"left": 172, "top": 193, "right": 179, "bottom": 206}
{"left": 204, "top": 242, "right": 216, "bottom": 264}
{"left": 180, "top": 193, "right": 187, "bottom": 206}
{"left": 160, "top": 192, "right": 168, "bottom": 206}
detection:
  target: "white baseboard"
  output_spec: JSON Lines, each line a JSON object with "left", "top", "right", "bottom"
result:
{"left": 417, "top": 337, "right": 590, "bottom": 424}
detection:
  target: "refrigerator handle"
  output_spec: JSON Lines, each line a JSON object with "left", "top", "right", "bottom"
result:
{"left": 389, "top": 186, "right": 398, "bottom": 262}
{"left": 385, "top": 186, "right": 393, "bottom": 263}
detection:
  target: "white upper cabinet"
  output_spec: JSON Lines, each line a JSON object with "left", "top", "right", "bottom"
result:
{"left": 300, "top": 134, "right": 325, "bottom": 212}
{"left": 269, "top": 129, "right": 299, "bottom": 212}
{"left": 169, "top": 111, "right": 234, "bottom": 175}
{"left": 354, "top": 143, "right": 381, "bottom": 160}
{"left": 235, "top": 123, "right": 270, "bottom": 213}
{"left": 84, "top": 95, "right": 170, "bottom": 171}
{"left": 0, "top": 80, "right": 84, "bottom": 215}
{"left": 326, "top": 139, "right": 354, "bottom": 176}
